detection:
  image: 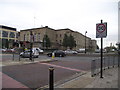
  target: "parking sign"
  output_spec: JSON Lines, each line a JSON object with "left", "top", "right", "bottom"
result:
{"left": 96, "top": 23, "right": 107, "bottom": 38}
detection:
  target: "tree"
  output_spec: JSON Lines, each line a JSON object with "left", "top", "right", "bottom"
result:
{"left": 69, "top": 34, "right": 76, "bottom": 49}
{"left": 104, "top": 46, "right": 117, "bottom": 52}
{"left": 43, "top": 34, "right": 51, "bottom": 49}
{"left": 62, "top": 34, "right": 76, "bottom": 49}
{"left": 62, "top": 34, "right": 69, "bottom": 48}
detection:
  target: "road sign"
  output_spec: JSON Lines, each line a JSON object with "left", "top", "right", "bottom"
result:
{"left": 96, "top": 23, "right": 107, "bottom": 38}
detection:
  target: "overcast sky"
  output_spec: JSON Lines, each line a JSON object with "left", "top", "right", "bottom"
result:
{"left": 0, "top": 0, "right": 119, "bottom": 48}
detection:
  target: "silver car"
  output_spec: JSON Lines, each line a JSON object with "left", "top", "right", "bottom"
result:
{"left": 20, "top": 50, "right": 39, "bottom": 58}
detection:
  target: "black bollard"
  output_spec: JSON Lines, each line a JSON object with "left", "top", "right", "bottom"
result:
{"left": 13, "top": 52, "right": 14, "bottom": 61}
{"left": 49, "top": 67, "right": 54, "bottom": 90}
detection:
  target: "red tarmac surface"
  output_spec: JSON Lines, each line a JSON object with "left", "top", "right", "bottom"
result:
{"left": 1, "top": 72, "right": 29, "bottom": 89}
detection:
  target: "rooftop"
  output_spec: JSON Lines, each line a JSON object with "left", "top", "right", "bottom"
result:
{"left": 0, "top": 25, "right": 16, "bottom": 31}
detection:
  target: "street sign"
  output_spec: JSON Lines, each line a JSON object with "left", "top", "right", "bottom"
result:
{"left": 96, "top": 23, "right": 107, "bottom": 38}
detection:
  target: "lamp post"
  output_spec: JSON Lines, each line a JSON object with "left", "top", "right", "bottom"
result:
{"left": 85, "top": 31, "right": 87, "bottom": 54}
{"left": 30, "top": 31, "right": 33, "bottom": 61}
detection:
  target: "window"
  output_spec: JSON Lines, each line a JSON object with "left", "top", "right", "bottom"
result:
{"left": 34, "top": 33, "right": 36, "bottom": 41}
{"left": 16, "top": 33, "right": 19, "bottom": 38}
{"left": 24, "top": 34, "right": 26, "bottom": 41}
{"left": 60, "top": 40, "right": 62, "bottom": 43}
{"left": 9, "top": 32, "right": 15, "bottom": 38}
{"left": 56, "top": 34, "right": 58, "bottom": 38}
{"left": 38, "top": 33, "right": 40, "bottom": 41}
{"left": 27, "top": 34, "right": 29, "bottom": 41}
{"left": 2, "top": 31, "right": 8, "bottom": 37}
{"left": 60, "top": 34, "right": 62, "bottom": 37}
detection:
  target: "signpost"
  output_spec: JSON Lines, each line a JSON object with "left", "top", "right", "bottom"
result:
{"left": 96, "top": 22, "right": 107, "bottom": 38}
{"left": 96, "top": 20, "right": 107, "bottom": 78}
{"left": 30, "top": 31, "right": 33, "bottom": 61}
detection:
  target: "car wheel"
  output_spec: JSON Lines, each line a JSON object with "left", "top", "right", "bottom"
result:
{"left": 48, "top": 54, "right": 51, "bottom": 57}
{"left": 59, "top": 54, "right": 62, "bottom": 57}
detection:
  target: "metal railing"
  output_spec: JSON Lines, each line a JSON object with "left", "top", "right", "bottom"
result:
{"left": 12, "top": 51, "right": 35, "bottom": 61}
{"left": 91, "top": 55, "right": 119, "bottom": 77}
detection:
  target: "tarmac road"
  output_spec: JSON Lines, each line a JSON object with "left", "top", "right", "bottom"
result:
{"left": 2, "top": 55, "right": 93, "bottom": 89}
{"left": 2, "top": 61, "right": 84, "bottom": 88}
{"left": 2, "top": 54, "right": 118, "bottom": 89}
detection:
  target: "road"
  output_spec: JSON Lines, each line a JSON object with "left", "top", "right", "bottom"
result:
{"left": 1, "top": 54, "right": 118, "bottom": 89}
{"left": 1, "top": 53, "right": 100, "bottom": 62}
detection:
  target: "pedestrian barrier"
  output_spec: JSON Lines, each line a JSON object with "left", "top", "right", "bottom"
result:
{"left": 91, "top": 55, "right": 119, "bottom": 77}
{"left": 12, "top": 51, "right": 36, "bottom": 61}
{"left": 12, "top": 52, "right": 21, "bottom": 61}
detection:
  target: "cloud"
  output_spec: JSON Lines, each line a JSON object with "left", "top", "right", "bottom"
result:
{"left": 0, "top": 0, "right": 119, "bottom": 47}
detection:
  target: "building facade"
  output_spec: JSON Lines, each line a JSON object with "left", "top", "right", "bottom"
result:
{"left": 20, "top": 26, "right": 97, "bottom": 51}
{"left": 0, "top": 25, "right": 19, "bottom": 48}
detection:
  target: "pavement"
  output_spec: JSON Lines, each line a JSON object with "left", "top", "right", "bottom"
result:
{"left": 55, "top": 66, "right": 118, "bottom": 89}
{"left": 0, "top": 56, "right": 57, "bottom": 66}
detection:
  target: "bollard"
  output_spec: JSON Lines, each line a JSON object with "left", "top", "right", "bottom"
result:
{"left": 108, "top": 56, "right": 110, "bottom": 69}
{"left": 49, "top": 67, "right": 54, "bottom": 90}
{"left": 118, "top": 54, "right": 120, "bottom": 67}
{"left": 13, "top": 52, "right": 14, "bottom": 61}
{"left": 52, "top": 53, "right": 55, "bottom": 59}
{"left": 103, "top": 58, "right": 105, "bottom": 70}
{"left": 113, "top": 56, "right": 115, "bottom": 68}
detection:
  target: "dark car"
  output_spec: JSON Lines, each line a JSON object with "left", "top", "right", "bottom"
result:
{"left": 47, "top": 50, "right": 66, "bottom": 57}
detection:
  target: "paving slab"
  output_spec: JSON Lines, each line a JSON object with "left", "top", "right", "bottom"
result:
{"left": 55, "top": 67, "right": 118, "bottom": 88}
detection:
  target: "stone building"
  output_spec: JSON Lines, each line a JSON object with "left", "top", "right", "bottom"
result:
{"left": 0, "top": 25, "right": 19, "bottom": 48}
{"left": 20, "top": 26, "right": 97, "bottom": 51}
{"left": 55, "top": 28, "right": 97, "bottom": 51}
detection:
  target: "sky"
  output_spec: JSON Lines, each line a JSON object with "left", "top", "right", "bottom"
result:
{"left": 0, "top": 0, "right": 119, "bottom": 48}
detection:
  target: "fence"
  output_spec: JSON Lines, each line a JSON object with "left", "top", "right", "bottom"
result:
{"left": 12, "top": 51, "right": 35, "bottom": 61}
{"left": 91, "top": 54, "right": 119, "bottom": 77}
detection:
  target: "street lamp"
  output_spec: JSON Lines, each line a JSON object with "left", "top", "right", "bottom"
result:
{"left": 85, "top": 31, "right": 87, "bottom": 54}
{"left": 30, "top": 31, "right": 32, "bottom": 61}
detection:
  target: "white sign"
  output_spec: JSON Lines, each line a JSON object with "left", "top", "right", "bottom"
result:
{"left": 96, "top": 23, "right": 107, "bottom": 38}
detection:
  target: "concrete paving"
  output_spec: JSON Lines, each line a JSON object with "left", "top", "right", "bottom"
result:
{"left": 0, "top": 57, "right": 56, "bottom": 66}
{"left": 55, "top": 66, "right": 118, "bottom": 88}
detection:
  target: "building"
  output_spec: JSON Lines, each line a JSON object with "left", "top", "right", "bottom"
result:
{"left": 20, "top": 26, "right": 56, "bottom": 49}
{"left": 55, "top": 28, "right": 97, "bottom": 51}
{"left": 20, "top": 26, "right": 97, "bottom": 51}
{"left": 0, "top": 25, "right": 19, "bottom": 48}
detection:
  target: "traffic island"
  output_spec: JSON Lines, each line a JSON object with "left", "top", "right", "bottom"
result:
{"left": 1, "top": 59, "right": 58, "bottom": 66}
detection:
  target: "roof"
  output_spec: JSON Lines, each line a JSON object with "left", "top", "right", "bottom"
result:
{"left": 0, "top": 25, "right": 16, "bottom": 31}
{"left": 20, "top": 26, "right": 55, "bottom": 32}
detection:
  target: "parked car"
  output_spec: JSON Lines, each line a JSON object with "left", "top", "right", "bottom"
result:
{"left": 32, "top": 48, "right": 44, "bottom": 54}
{"left": 47, "top": 50, "right": 66, "bottom": 57}
{"left": 20, "top": 50, "right": 39, "bottom": 58}
{"left": 95, "top": 49, "right": 100, "bottom": 53}
{"left": 64, "top": 50, "right": 78, "bottom": 54}
{"left": 7, "top": 49, "right": 15, "bottom": 52}
{"left": 1, "top": 48, "right": 7, "bottom": 52}
{"left": 77, "top": 48, "right": 85, "bottom": 53}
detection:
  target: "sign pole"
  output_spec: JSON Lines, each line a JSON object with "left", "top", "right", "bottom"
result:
{"left": 96, "top": 20, "right": 107, "bottom": 78}
{"left": 100, "top": 20, "right": 103, "bottom": 78}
